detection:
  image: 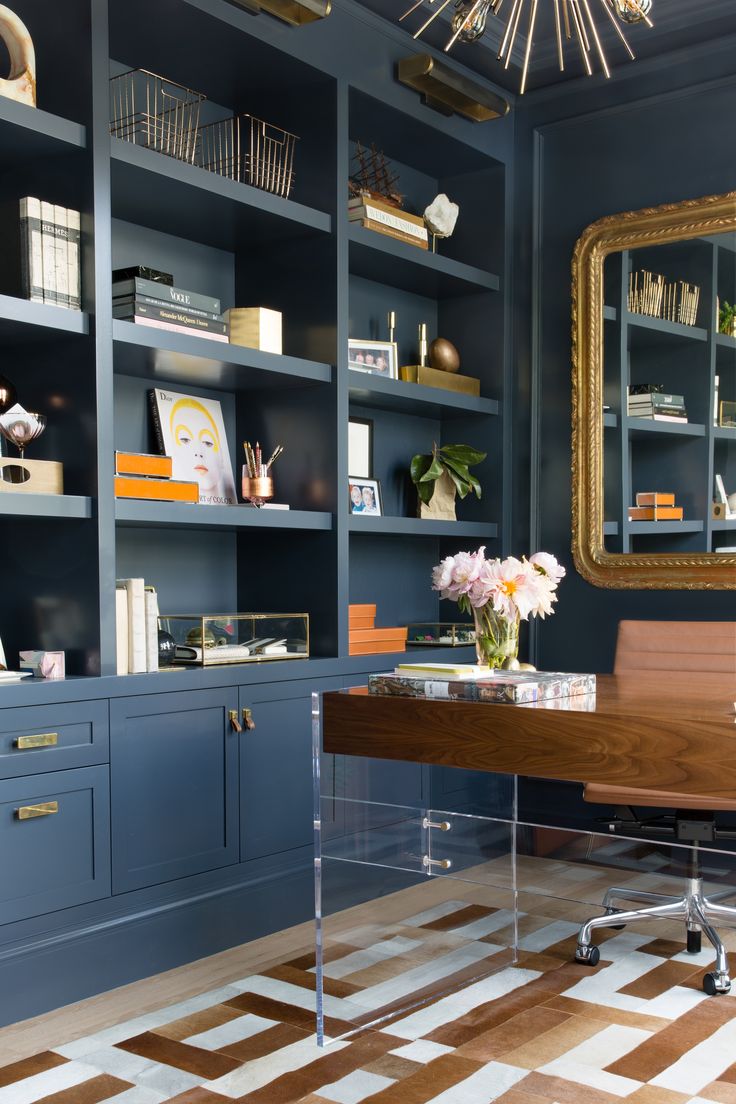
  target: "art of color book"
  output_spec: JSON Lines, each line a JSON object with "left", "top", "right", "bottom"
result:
{"left": 149, "top": 388, "right": 237, "bottom": 506}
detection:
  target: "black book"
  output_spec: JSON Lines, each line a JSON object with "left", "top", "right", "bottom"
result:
{"left": 114, "top": 299, "right": 228, "bottom": 336}
{"left": 113, "top": 293, "right": 223, "bottom": 324}
{"left": 112, "top": 265, "right": 173, "bottom": 285}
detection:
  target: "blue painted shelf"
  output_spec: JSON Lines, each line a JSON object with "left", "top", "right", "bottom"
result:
{"left": 348, "top": 516, "right": 498, "bottom": 538}
{"left": 110, "top": 139, "right": 332, "bottom": 252}
{"left": 626, "top": 418, "right": 706, "bottom": 438}
{"left": 348, "top": 370, "right": 498, "bottom": 418}
{"left": 626, "top": 519, "right": 704, "bottom": 536}
{"left": 625, "top": 311, "right": 708, "bottom": 347}
{"left": 113, "top": 321, "right": 332, "bottom": 392}
{"left": 0, "top": 494, "right": 92, "bottom": 520}
{"left": 115, "top": 500, "right": 333, "bottom": 531}
{"left": 603, "top": 412, "right": 618, "bottom": 428}
{"left": 348, "top": 224, "right": 500, "bottom": 299}
{"left": 0, "top": 99, "right": 85, "bottom": 165}
{"left": 0, "top": 295, "right": 88, "bottom": 342}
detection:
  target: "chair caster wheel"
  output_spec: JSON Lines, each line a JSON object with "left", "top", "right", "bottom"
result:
{"left": 575, "top": 944, "right": 600, "bottom": 967}
{"left": 604, "top": 907, "right": 625, "bottom": 931}
{"left": 687, "top": 929, "right": 702, "bottom": 954}
{"left": 703, "top": 972, "right": 731, "bottom": 996}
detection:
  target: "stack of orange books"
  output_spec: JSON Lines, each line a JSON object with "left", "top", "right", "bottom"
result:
{"left": 114, "top": 451, "right": 199, "bottom": 503}
{"left": 349, "top": 604, "right": 407, "bottom": 656}
{"left": 628, "top": 491, "right": 683, "bottom": 521}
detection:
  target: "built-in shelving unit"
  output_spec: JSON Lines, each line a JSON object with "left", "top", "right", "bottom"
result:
{"left": 603, "top": 240, "right": 735, "bottom": 556}
{"left": 0, "top": 0, "right": 511, "bottom": 675}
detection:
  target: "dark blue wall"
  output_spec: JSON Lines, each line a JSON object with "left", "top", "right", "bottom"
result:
{"left": 515, "top": 47, "right": 736, "bottom": 674}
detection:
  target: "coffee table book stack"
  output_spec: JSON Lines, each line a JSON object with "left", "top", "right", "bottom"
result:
{"left": 112, "top": 268, "right": 229, "bottom": 344}
{"left": 369, "top": 664, "right": 597, "bottom": 704}
{"left": 348, "top": 603, "right": 407, "bottom": 655}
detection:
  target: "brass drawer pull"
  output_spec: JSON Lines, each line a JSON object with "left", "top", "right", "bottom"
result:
{"left": 16, "top": 801, "right": 58, "bottom": 820}
{"left": 14, "top": 732, "right": 58, "bottom": 750}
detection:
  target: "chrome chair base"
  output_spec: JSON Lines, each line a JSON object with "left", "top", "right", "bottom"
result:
{"left": 575, "top": 878, "right": 736, "bottom": 995}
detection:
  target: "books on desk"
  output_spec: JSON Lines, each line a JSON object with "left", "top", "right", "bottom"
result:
{"left": 369, "top": 666, "right": 596, "bottom": 704}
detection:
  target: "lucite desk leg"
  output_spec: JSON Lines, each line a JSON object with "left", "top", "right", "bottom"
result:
{"left": 312, "top": 692, "right": 326, "bottom": 1046}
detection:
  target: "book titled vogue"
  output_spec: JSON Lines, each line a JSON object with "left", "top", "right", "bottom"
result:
{"left": 368, "top": 666, "right": 596, "bottom": 705}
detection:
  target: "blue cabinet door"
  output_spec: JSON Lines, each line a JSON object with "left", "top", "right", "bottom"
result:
{"left": 111, "top": 688, "right": 239, "bottom": 893}
{"left": 239, "top": 678, "right": 344, "bottom": 863}
{"left": 0, "top": 765, "right": 110, "bottom": 924}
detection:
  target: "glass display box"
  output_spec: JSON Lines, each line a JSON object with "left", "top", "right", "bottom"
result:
{"left": 407, "top": 621, "right": 476, "bottom": 646}
{"left": 159, "top": 613, "right": 309, "bottom": 665}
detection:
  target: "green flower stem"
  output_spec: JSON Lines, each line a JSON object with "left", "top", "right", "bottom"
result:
{"left": 472, "top": 605, "right": 520, "bottom": 669}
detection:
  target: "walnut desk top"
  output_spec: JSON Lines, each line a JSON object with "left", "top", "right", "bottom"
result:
{"left": 322, "top": 673, "right": 736, "bottom": 799}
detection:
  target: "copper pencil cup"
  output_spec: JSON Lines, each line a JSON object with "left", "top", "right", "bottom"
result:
{"left": 242, "top": 470, "right": 274, "bottom": 507}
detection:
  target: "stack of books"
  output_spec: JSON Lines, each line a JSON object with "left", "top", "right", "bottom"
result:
{"left": 113, "top": 269, "right": 229, "bottom": 343}
{"left": 628, "top": 491, "right": 683, "bottom": 522}
{"left": 114, "top": 451, "right": 199, "bottom": 503}
{"left": 627, "top": 387, "right": 687, "bottom": 423}
{"left": 369, "top": 663, "right": 597, "bottom": 704}
{"left": 348, "top": 194, "right": 428, "bottom": 250}
{"left": 115, "top": 577, "right": 160, "bottom": 675}
{"left": 18, "top": 197, "right": 81, "bottom": 309}
{"left": 348, "top": 603, "right": 407, "bottom": 656}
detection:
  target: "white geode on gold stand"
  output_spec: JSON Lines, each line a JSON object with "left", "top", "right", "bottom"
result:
{"left": 424, "top": 193, "right": 459, "bottom": 240}
{"left": 0, "top": 6, "right": 35, "bottom": 107}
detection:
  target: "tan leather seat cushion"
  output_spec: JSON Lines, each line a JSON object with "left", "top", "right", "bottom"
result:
{"left": 584, "top": 782, "right": 736, "bottom": 812}
{"left": 614, "top": 620, "right": 736, "bottom": 674}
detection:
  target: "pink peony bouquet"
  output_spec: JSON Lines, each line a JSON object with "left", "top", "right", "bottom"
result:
{"left": 431, "top": 547, "right": 565, "bottom": 667}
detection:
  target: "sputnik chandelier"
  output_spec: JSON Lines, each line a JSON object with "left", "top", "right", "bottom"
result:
{"left": 399, "top": 0, "right": 654, "bottom": 94}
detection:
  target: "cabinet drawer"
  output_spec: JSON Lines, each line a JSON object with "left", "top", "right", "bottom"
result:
{"left": 0, "top": 766, "right": 111, "bottom": 925}
{"left": 0, "top": 701, "right": 109, "bottom": 779}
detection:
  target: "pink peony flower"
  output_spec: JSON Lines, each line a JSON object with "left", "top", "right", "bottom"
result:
{"left": 432, "top": 547, "right": 485, "bottom": 601}
{"left": 529, "top": 551, "right": 565, "bottom": 585}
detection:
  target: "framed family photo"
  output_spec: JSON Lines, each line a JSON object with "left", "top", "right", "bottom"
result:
{"left": 348, "top": 339, "right": 398, "bottom": 379}
{"left": 349, "top": 477, "right": 382, "bottom": 516}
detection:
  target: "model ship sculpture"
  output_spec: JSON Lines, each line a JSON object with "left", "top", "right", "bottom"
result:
{"left": 349, "top": 142, "right": 403, "bottom": 208}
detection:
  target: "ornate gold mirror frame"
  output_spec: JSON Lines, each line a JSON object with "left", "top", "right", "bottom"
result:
{"left": 572, "top": 190, "right": 736, "bottom": 590}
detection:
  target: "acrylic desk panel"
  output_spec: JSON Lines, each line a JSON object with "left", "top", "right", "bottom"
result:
{"left": 313, "top": 675, "right": 736, "bottom": 1045}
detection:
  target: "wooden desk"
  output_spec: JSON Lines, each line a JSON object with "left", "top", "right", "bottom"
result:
{"left": 323, "top": 673, "right": 736, "bottom": 798}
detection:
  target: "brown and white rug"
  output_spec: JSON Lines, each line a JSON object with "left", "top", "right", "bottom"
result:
{"left": 4, "top": 887, "right": 736, "bottom": 1104}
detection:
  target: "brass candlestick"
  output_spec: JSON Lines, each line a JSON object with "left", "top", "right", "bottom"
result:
{"left": 418, "top": 322, "right": 428, "bottom": 367}
{"left": 387, "top": 311, "right": 396, "bottom": 344}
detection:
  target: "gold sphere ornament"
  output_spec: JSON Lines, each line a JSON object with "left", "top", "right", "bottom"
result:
{"left": 429, "top": 337, "right": 460, "bottom": 374}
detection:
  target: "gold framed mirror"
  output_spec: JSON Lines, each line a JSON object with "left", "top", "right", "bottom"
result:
{"left": 572, "top": 190, "right": 736, "bottom": 590}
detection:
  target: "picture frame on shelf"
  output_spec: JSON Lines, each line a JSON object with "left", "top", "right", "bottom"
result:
{"left": 719, "top": 400, "right": 736, "bottom": 429}
{"left": 715, "top": 474, "right": 736, "bottom": 519}
{"left": 348, "top": 339, "right": 398, "bottom": 379}
{"left": 348, "top": 418, "right": 373, "bottom": 478}
{"left": 349, "top": 476, "right": 382, "bottom": 516}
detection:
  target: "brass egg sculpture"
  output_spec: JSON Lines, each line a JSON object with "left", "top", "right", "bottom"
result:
{"left": 429, "top": 337, "right": 460, "bottom": 374}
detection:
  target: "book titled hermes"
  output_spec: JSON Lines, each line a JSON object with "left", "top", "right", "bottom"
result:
{"left": 149, "top": 387, "right": 237, "bottom": 506}
{"left": 368, "top": 669, "right": 596, "bottom": 704}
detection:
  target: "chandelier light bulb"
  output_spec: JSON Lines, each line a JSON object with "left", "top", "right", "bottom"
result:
{"left": 399, "top": 0, "right": 654, "bottom": 94}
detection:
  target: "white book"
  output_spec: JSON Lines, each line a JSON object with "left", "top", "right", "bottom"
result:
{"left": 116, "top": 577, "right": 146, "bottom": 673}
{"left": 348, "top": 204, "right": 428, "bottom": 241}
{"left": 115, "top": 586, "right": 129, "bottom": 676}
{"left": 40, "top": 200, "right": 58, "bottom": 305}
{"left": 67, "top": 208, "right": 81, "bottom": 310}
{"left": 19, "top": 197, "right": 44, "bottom": 303}
{"left": 53, "top": 204, "right": 70, "bottom": 309}
{"left": 144, "top": 586, "right": 159, "bottom": 673}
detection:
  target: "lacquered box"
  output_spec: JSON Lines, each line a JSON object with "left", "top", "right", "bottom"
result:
{"left": 159, "top": 613, "right": 309, "bottom": 665}
{"left": 407, "top": 622, "right": 476, "bottom": 647}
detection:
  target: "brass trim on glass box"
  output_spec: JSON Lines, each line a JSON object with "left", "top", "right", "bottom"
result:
{"left": 571, "top": 189, "right": 736, "bottom": 590}
{"left": 14, "top": 732, "right": 58, "bottom": 749}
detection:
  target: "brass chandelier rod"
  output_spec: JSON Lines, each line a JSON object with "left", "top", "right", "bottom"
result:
{"left": 399, "top": 0, "right": 653, "bottom": 94}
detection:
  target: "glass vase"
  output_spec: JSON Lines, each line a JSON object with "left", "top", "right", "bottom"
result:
{"left": 472, "top": 605, "right": 519, "bottom": 669}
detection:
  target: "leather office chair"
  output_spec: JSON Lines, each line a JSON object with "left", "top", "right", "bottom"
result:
{"left": 574, "top": 620, "right": 736, "bottom": 995}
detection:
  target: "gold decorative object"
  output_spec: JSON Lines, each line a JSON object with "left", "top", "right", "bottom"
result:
{"left": 429, "top": 337, "right": 460, "bottom": 373}
{"left": 399, "top": 0, "right": 653, "bottom": 95}
{"left": 196, "top": 116, "right": 298, "bottom": 199}
{"left": 109, "top": 69, "right": 204, "bottom": 163}
{"left": 226, "top": 307, "right": 283, "bottom": 354}
{"left": 571, "top": 189, "right": 736, "bottom": 591}
{"left": 230, "top": 0, "right": 331, "bottom": 25}
{"left": 0, "top": 6, "right": 35, "bottom": 106}
{"left": 400, "top": 363, "right": 480, "bottom": 395}
{"left": 397, "top": 54, "right": 508, "bottom": 121}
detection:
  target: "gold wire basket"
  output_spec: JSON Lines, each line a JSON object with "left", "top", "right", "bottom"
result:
{"left": 195, "top": 114, "right": 299, "bottom": 198}
{"left": 109, "top": 69, "right": 205, "bottom": 164}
